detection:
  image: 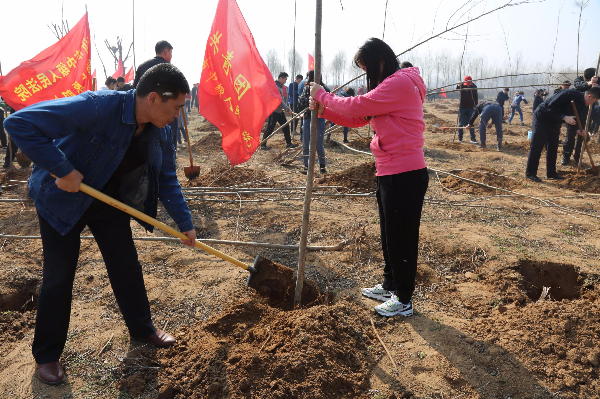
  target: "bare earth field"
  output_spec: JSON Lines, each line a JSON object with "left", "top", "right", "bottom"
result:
{"left": 1, "top": 98, "right": 600, "bottom": 398}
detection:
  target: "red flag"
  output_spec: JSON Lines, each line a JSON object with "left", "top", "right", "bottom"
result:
{"left": 440, "top": 88, "right": 447, "bottom": 98}
{"left": 308, "top": 53, "right": 315, "bottom": 71}
{"left": 199, "top": 0, "right": 281, "bottom": 166}
{"left": 112, "top": 59, "right": 124, "bottom": 79}
{"left": 0, "top": 13, "right": 92, "bottom": 111}
{"left": 124, "top": 67, "right": 134, "bottom": 83}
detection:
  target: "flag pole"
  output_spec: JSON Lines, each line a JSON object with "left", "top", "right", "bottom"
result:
{"left": 294, "top": 0, "right": 322, "bottom": 307}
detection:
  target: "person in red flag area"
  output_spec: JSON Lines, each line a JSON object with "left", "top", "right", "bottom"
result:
{"left": 309, "top": 37, "right": 428, "bottom": 318}
{"left": 4, "top": 63, "right": 195, "bottom": 385}
{"left": 100, "top": 77, "right": 117, "bottom": 91}
{"left": 116, "top": 76, "right": 133, "bottom": 91}
{"left": 0, "top": 12, "right": 93, "bottom": 111}
{"left": 199, "top": 0, "right": 282, "bottom": 166}
{"left": 261, "top": 72, "right": 298, "bottom": 150}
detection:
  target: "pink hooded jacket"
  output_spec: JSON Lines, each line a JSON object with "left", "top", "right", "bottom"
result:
{"left": 315, "top": 67, "right": 427, "bottom": 176}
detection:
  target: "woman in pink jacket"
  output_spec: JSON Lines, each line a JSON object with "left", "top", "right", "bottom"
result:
{"left": 309, "top": 38, "right": 428, "bottom": 317}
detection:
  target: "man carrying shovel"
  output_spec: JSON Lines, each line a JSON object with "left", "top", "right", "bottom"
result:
{"left": 4, "top": 63, "right": 196, "bottom": 385}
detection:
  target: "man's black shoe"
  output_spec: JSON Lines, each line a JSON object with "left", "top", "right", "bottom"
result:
{"left": 525, "top": 175, "right": 542, "bottom": 183}
{"left": 286, "top": 143, "right": 298, "bottom": 149}
{"left": 547, "top": 174, "right": 565, "bottom": 180}
{"left": 561, "top": 157, "right": 570, "bottom": 165}
{"left": 260, "top": 144, "right": 268, "bottom": 150}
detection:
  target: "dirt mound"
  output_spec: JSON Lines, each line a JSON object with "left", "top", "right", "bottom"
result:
{"left": 195, "top": 120, "right": 220, "bottom": 132}
{"left": 191, "top": 132, "right": 223, "bottom": 154}
{"left": 503, "top": 139, "right": 531, "bottom": 153}
{"left": 346, "top": 136, "right": 372, "bottom": 151}
{"left": 317, "top": 161, "right": 376, "bottom": 191}
{"left": 183, "top": 165, "right": 266, "bottom": 188}
{"left": 440, "top": 169, "right": 523, "bottom": 194}
{"left": 158, "top": 297, "right": 377, "bottom": 399}
{"left": 433, "top": 139, "right": 474, "bottom": 152}
{"left": 558, "top": 171, "right": 600, "bottom": 194}
{"left": 503, "top": 127, "right": 525, "bottom": 137}
{"left": 423, "top": 112, "right": 449, "bottom": 131}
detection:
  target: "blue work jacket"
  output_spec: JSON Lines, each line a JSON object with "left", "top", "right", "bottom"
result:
{"left": 4, "top": 89, "right": 193, "bottom": 235}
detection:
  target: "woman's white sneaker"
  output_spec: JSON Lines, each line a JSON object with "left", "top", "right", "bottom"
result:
{"left": 361, "top": 284, "right": 393, "bottom": 302}
{"left": 374, "top": 296, "right": 413, "bottom": 317}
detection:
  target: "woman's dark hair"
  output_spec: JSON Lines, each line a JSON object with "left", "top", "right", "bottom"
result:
{"left": 136, "top": 63, "right": 190, "bottom": 101}
{"left": 346, "top": 87, "right": 356, "bottom": 96}
{"left": 105, "top": 77, "right": 117, "bottom": 86}
{"left": 400, "top": 61, "right": 413, "bottom": 69}
{"left": 354, "top": 38, "right": 400, "bottom": 92}
{"left": 306, "top": 69, "right": 324, "bottom": 86}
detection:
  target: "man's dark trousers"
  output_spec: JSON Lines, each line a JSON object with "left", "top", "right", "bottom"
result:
{"left": 3, "top": 138, "right": 18, "bottom": 168}
{"left": 526, "top": 113, "right": 562, "bottom": 178}
{"left": 290, "top": 103, "right": 300, "bottom": 133}
{"left": 263, "top": 112, "right": 292, "bottom": 145}
{"left": 458, "top": 107, "right": 476, "bottom": 141}
{"left": 33, "top": 202, "right": 155, "bottom": 364}
{"left": 562, "top": 123, "right": 588, "bottom": 163}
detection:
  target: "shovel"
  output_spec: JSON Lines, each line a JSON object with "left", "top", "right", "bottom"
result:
{"left": 181, "top": 108, "right": 200, "bottom": 179}
{"left": 64, "top": 178, "right": 321, "bottom": 306}
{"left": 433, "top": 124, "right": 484, "bottom": 130}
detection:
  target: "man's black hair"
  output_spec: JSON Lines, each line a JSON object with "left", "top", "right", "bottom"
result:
{"left": 584, "top": 68, "right": 596, "bottom": 80}
{"left": 136, "top": 63, "right": 190, "bottom": 101}
{"left": 400, "top": 61, "right": 413, "bottom": 69}
{"left": 278, "top": 72, "right": 289, "bottom": 79}
{"left": 296, "top": 74, "right": 303, "bottom": 80}
{"left": 585, "top": 86, "right": 600, "bottom": 99}
{"left": 354, "top": 38, "right": 400, "bottom": 91}
{"left": 346, "top": 87, "right": 356, "bottom": 96}
{"left": 155, "top": 40, "right": 173, "bottom": 55}
{"left": 117, "top": 76, "right": 125, "bottom": 83}
{"left": 105, "top": 77, "right": 117, "bottom": 85}
{"left": 504, "top": 88, "right": 509, "bottom": 91}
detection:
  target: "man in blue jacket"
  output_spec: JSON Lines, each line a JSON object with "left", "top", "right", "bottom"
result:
{"left": 4, "top": 63, "right": 196, "bottom": 385}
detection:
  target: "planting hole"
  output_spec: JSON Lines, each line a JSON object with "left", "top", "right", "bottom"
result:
{"left": 518, "top": 260, "right": 580, "bottom": 301}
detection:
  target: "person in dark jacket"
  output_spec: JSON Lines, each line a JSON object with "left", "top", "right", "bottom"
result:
{"left": 464, "top": 100, "right": 503, "bottom": 151}
{"left": 553, "top": 80, "right": 571, "bottom": 95}
{"left": 456, "top": 76, "right": 478, "bottom": 143}
{"left": 573, "top": 68, "right": 598, "bottom": 92}
{"left": 4, "top": 64, "right": 196, "bottom": 385}
{"left": 532, "top": 89, "right": 544, "bottom": 113}
{"left": 261, "top": 72, "right": 297, "bottom": 150}
{"left": 288, "top": 75, "right": 303, "bottom": 134}
{"left": 133, "top": 41, "right": 173, "bottom": 88}
{"left": 116, "top": 76, "right": 133, "bottom": 92}
{"left": 508, "top": 91, "right": 528, "bottom": 125}
{"left": 525, "top": 87, "right": 600, "bottom": 182}
{"left": 191, "top": 83, "right": 199, "bottom": 111}
{"left": 495, "top": 88, "right": 510, "bottom": 122}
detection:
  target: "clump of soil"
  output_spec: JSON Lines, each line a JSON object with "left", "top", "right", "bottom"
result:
{"left": 194, "top": 120, "right": 220, "bottom": 132}
{"left": 346, "top": 136, "right": 372, "bottom": 151}
{"left": 317, "top": 161, "right": 376, "bottom": 191}
{"left": 433, "top": 140, "right": 474, "bottom": 152}
{"left": 158, "top": 297, "right": 377, "bottom": 399}
{"left": 423, "top": 113, "right": 450, "bottom": 131}
{"left": 440, "top": 168, "right": 523, "bottom": 194}
{"left": 191, "top": 132, "right": 223, "bottom": 154}
{"left": 183, "top": 165, "right": 266, "bottom": 188}
{"left": 503, "top": 139, "right": 531, "bottom": 153}
{"left": 558, "top": 172, "right": 600, "bottom": 194}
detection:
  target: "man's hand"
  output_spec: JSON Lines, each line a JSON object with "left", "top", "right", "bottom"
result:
{"left": 591, "top": 76, "right": 598, "bottom": 86}
{"left": 180, "top": 229, "right": 196, "bottom": 247}
{"left": 563, "top": 116, "right": 576, "bottom": 125}
{"left": 577, "top": 129, "right": 588, "bottom": 138}
{"left": 308, "top": 97, "right": 324, "bottom": 115}
{"left": 309, "top": 82, "right": 323, "bottom": 98}
{"left": 464, "top": 124, "right": 471, "bottom": 129}
{"left": 55, "top": 169, "right": 84, "bottom": 192}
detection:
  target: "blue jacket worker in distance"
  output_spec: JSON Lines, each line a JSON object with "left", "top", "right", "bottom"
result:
{"left": 4, "top": 63, "right": 196, "bottom": 386}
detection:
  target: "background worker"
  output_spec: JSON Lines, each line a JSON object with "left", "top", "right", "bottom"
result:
{"left": 526, "top": 86, "right": 600, "bottom": 182}
{"left": 288, "top": 74, "right": 303, "bottom": 134}
{"left": 4, "top": 64, "right": 196, "bottom": 385}
{"left": 553, "top": 80, "right": 571, "bottom": 95}
{"left": 261, "top": 72, "right": 297, "bottom": 150}
{"left": 495, "top": 88, "right": 510, "bottom": 122}
{"left": 100, "top": 77, "right": 117, "bottom": 91}
{"left": 562, "top": 69, "right": 599, "bottom": 165}
{"left": 456, "top": 76, "right": 479, "bottom": 144}
{"left": 464, "top": 99, "right": 504, "bottom": 151}
{"left": 508, "top": 91, "right": 528, "bottom": 125}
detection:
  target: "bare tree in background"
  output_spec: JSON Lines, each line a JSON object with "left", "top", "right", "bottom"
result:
{"left": 105, "top": 36, "right": 134, "bottom": 75}
{"left": 47, "top": 2, "right": 69, "bottom": 40}
{"left": 287, "top": 49, "right": 303, "bottom": 77}
{"left": 266, "top": 48, "right": 284, "bottom": 79}
{"left": 330, "top": 50, "right": 347, "bottom": 86}
{"left": 574, "top": 0, "right": 590, "bottom": 76}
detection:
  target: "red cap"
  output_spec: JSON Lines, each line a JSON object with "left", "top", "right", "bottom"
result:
{"left": 464, "top": 76, "right": 472, "bottom": 87}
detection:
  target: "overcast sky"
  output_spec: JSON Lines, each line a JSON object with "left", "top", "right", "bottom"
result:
{"left": 1, "top": 0, "right": 598, "bottom": 86}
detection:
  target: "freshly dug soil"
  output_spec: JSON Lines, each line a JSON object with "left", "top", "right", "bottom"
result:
{"left": 182, "top": 165, "right": 267, "bottom": 188}
{"left": 158, "top": 297, "right": 378, "bottom": 399}
{"left": 191, "top": 132, "right": 223, "bottom": 154}
{"left": 317, "top": 161, "right": 377, "bottom": 191}
{"left": 440, "top": 169, "right": 523, "bottom": 194}
{"left": 346, "top": 136, "right": 372, "bottom": 151}
{"left": 558, "top": 172, "right": 600, "bottom": 194}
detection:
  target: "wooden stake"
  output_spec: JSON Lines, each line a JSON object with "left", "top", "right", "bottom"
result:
{"left": 576, "top": 52, "right": 600, "bottom": 173}
{"left": 294, "top": 0, "right": 322, "bottom": 307}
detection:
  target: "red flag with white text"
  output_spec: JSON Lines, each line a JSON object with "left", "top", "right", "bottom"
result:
{"left": 112, "top": 59, "right": 124, "bottom": 79}
{"left": 0, "top": 13, "right": 92, "bottom": 111}
{"left": 199, "top": 0, "right": 281, "bottom": 166}
{"left": 308, "top": 54, "right": 315, "bottom": 71}
{"left": 124, "top": 67, "right": 134, "bottom": 83}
